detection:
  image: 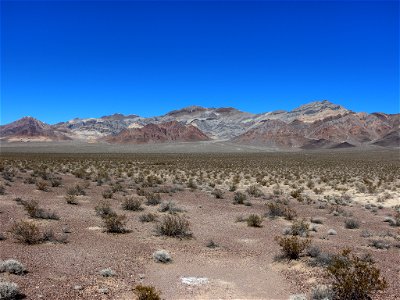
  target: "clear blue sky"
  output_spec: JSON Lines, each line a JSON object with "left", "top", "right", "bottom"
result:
{"left": 1, "top": 0, "right": 399, "bottom": 125}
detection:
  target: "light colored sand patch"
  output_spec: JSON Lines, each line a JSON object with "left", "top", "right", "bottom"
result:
{"left": 237, "top": 238, "right": 258, "bottom": 244}
{"left": 87, "top": 226, "right": 102, "bottom": 231}
{"left": 181, "top": 277, "right": 209, "bottom": 286}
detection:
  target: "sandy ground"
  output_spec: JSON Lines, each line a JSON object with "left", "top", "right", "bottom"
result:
{"left": 0, "top": 150, "right": 399, "bottom": 299}
{"left": 0, "top": 175, "right": 399, "bottom": 299}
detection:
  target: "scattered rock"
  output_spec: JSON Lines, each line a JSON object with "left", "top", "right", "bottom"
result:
{"left": 181, "top": 277, "right": 209, "bottom": 286}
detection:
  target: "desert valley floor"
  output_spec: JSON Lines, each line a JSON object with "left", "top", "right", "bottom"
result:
{"left": 0, "top": 148, "right": 399, "bottom": 299}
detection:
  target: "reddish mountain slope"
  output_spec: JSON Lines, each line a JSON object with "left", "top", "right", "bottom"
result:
{"left": 0, "top": 117, "right": 71, "bottom": 141}
{"left": 103, "top": 121, "right": 210, "bottom": 144}
{"left": 232, "top": 112, "right": 396, "bottom": 148}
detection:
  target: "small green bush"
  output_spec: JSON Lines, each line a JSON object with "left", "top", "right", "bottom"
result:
{"left": 139, "top": 213, "right": 158, "bottom": 223}
{"left": 22, "top": 200, "right": 59, "bottom": 220}
{"left": 275, "top": 236, "right": 311, "bottom": 260}
{"left": 344, "top": 218, "right": 360, "bottom": 229}
{"left": 246, "top": 214, "right": 263, "bottom": 227}
{"left": 233, "top": 192, "right": 247, "bottom": 204}
{"left": 10, "top": 220, "right": 41, "bottom": 244}
{"left": 327, "top": 249, "right": 387, "bottom": 299}
{"left": 156, "top": 215, "right": 191, "bottom": 238}
{"left": 122, "top": 196, "right": 143, "bottom": 211}
{"left": 246, "top": 185, "right": 263, "bottom": 197}
{"left": 145, "top": 193, "right": 161, "bottom": 206}
{"left": 103, "top": 214, "right": 127, "bottom": 233}
{"left": 95, "top": 201, "right": 114, "bottom": 218}
{"left": 212, "top": 189, "right": 224, "bottom": 199}
{"left": 134, "top": 285, "right": 161, "bottom": 300}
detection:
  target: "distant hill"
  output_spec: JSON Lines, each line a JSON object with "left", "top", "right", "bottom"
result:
{"left": 0, "top": 117, "right": 70, "bottom": 142}
{"left": 2, "top": 100, "right": 398, "bottom": 148}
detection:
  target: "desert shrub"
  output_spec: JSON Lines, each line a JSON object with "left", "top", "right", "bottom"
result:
{"left": 111, "top": 182, "right": 124, "bottom": 193}
{"left": 309, "top": 251, "right": 333, "bottom": 267}
{"left": 22, "top": 200, "right": 59, "bottom": 220}
{"left": 145, "top": 193, "right": 161, "bottom": 206}
{"left": 153, "top": 250, "right": 172, "bottom": 263}
{"left": 36, "top": 180, "right": 49, "bottom": 191}
{"left": 122, "top": 196, "right": 143, "bottom": 211}
{"left": 387, "top": 212, "right": 400, "bottom": 227}
{"left": 290, "top": 188, "right": 304, "bottom": 201}
{"left": 49, "top": 177, "right": 62, "bottom": 187}
{"left": 24, "top": 177, "right": 36, "bottom": 185}
{"left": 156, "top": 215, "right": 191, "bottom": 238}
{"left": 0, "top": 259, "right": 25, "bottom": 275}
{"left": 310, "top": 285, "right": 334, "bottom": 300}
{"left": 327, "top": 249, "right": 387, "bottom": 299}
{"left": 307, "top": 245, "right": 321, "bottom": 258}
{"left": 102, "top": 189, "right": 113, "bottom": 199}
{"left": 95, "top": 201, "right": 114, "bottom": 218}
{"left": 229, "top": 184, "right": 237, "bottom": 192}
{"left": 103, "top": 214, "right": 127, "bottom": 233}
{"left": 42, "top": 228, "right": 68, "bottom": 244}
{"left": 246, "top": 214, "right": 263, "bottom": 227}
{"left": 246, "top": 185, "right": 263, "bottom": 197}
{"left": 275, "top": 236, "right": 311, "bottom": 259}
{"left": 266, "top": 202, "right": 297, "bottom": 220}
{"left": 344, "top": 218, "right": 360, "bottom": 229}
{"left": 65, "top": 194, "right": 78, "bottom": 205}
{"left": 233, "top": 192, "right": 247, "bottom": 204}
{"left": 288, "top": 219, "right": 310, "bottom": 237}
{"left": 187, "top": 178, "right": 197, "bottom": 189}
{"left": 206, "top": 240, "right": 219, "bottom": 248}
{"left": 369, "top": 239, "right": 390, "bottom": 250}
{"left": 158, "top": 201, "right": 182, "bottom": 214}
{"left": 66, "top": 184, "right": 86, "bottom": 196}
{"left": 10, "top": 220, "right": 41, "bottom": 244}
{"left": 0, "top": 281, "right": 20, "bottom": 300}
{"left": 100, "top": 268, "right": 116, "bottom": 277}
{"left": 310, "top": 217, "right": 323, "bottom": 224}
{"left": 0, "top": 185, "right": 5, "bottom": 195}
{"left": 139, "top": 213, "right": 157, "bottom": 223}
{"left": 134, "top": 285, "right": 161, "bottom": 300}
{"left": 212, "top": 189, "right": 224, "bottom": 199}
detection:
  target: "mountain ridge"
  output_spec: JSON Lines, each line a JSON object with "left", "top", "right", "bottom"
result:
{"left": 1, "top": 100, "right": 399, "bottom": 148}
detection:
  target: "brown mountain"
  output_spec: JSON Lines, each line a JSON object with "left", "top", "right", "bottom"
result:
{"left": 232, "top": 112, "right": 398, "bottom": 148}
{"left": 231, "top": 119, "right": 310, "bottom": 148}
{"left": 372, "top": 129, "right": 400, "bottom": 147}
{"left": 0, "top": 117, "right": 71, "bottom": 141}
{"left": 103, "top": 121, "right": 210, "bottom": 144}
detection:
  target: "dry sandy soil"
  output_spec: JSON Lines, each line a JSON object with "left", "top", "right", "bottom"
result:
{"left": 0, "top": 150, "right": 399, "bottom": 299}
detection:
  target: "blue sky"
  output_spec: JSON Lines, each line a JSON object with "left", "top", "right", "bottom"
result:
{"left": 1, "top": 0, "right": 399, "bottom": 124}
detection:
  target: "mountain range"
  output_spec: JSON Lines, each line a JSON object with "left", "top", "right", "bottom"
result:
{"left": 1, "top": 100, "right": 399, "bottom": 148}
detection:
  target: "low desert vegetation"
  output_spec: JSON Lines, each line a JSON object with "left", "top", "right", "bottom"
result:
{"left": 246, "top": 214, "right": 263, "bottom": 227}
{"left": 153, "top": 250, "right": 172, "bottom": 263}
{"left": 156, "top": 215, "right": 191, "bottom": 238}
{"left": 133, "top": 284, "right": 161, "bottom": 300}
{"left": 100, "top": 268, "right": 116, "bottom": 277}
{"left": 122, "top": 196, "right": 143, "bottom": 211}
{"left": 275, "top": 236, "right": 311, "bottom": 260}
{"left": 0, "top": 259, "right": 26, "bottom": 275}
{"left": 22, "top": 200, "right": 59, "bottom": 220}
{"left": 326, "top": 249, "right": 387, "bottom": 299}
{"left": 233, "top": 191, "right": 247, "bottom": 205}
{"left": 9, "top": 220, "right": 41, "bottom": 244}
{"left": 0, "top": 151, "right": 399, "bottom": 299}
{"left": 139, "top": 213, "right": 158, "bottom": 223}
{"left": 0, "top": 281, "right": 21, "bottom": 300}
{"left": 103, "top": 214, "right": 128, "bottom": 233}
{"left": 344, "top": 218, "right": 360, "bottom": 229}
